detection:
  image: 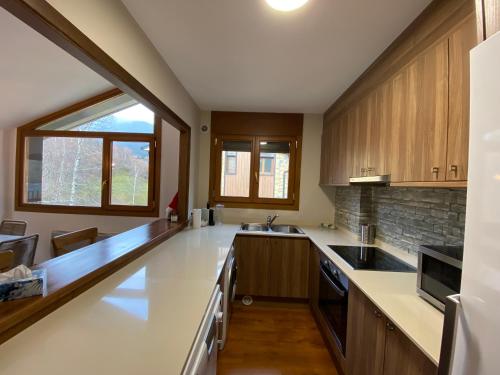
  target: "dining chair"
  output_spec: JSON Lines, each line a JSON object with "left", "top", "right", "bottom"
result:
{"left": 0, "top": 250, "right": 14, "bottom": 272}
{"left": 0, "top": 235, "right": 39, "bottom": 267}
{"left": 0, "top": 220, "right": 28, "bottom": 236}
{"left": 52, "top": 227, "right": 98, "bottom": 257}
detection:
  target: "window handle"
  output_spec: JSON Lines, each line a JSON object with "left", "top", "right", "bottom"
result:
{"left": 102, "top": 179, "right": 108, "bottom": 189}
{"left": 254, "top": 171, "right": 259, "bottom": 184}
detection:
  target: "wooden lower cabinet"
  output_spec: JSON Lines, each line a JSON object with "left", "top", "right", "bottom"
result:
{"left": 346, "top": 284, "right": 437, "bottom": 375}
{"left": 234, "top": 235, "right": 309, "bottom": 299}
{"left": 346, "top": 285, "right": 386, "bottom": 375}
{"left": 383, "top": 322, "right": 438, "bottom": 375}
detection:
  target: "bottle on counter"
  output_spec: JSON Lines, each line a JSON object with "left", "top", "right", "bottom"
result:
{"left": 215, "top": 204, "right": 224, "bottom": 225}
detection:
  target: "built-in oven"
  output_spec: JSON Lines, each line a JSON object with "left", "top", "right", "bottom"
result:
{"left": 417, "top": 245, "right": 463, "bottom": 311}
{"left": 318, "top": 252, "right": 349, "bottom": 356}
{"left": 219, "top": 245, "right": 237, "bottom": 350}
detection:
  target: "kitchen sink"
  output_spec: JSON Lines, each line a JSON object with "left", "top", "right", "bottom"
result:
{"left": 240, "top": 223, "right": 304, "bottom": 234}
{"left": 240, "top": 223, "right": 269, "bottom": 232}
{"left": 270, "top": 225, "right": 304, "bottom": 234}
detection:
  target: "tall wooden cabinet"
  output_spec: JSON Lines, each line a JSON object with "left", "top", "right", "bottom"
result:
{"left": 390, "top": 40, "right": 449, "bottom": 183}
{"left": 346, "top": 284, "right": 438, "bottom": 375}
{"left": 479, "top": 0, "right": 500, "bottom": 39}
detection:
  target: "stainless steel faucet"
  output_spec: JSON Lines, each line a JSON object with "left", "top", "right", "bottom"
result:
{"left": 266, "top": 214, "right": 279, "bottom": 229}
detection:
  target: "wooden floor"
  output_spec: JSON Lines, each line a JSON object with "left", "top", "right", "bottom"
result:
{"left": 218, "top": 301, "right": 339, "bottom": 375}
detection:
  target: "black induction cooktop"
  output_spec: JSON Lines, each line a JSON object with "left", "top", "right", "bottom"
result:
{"left": 328, "top": 245, "right": 416, "bottom": 272}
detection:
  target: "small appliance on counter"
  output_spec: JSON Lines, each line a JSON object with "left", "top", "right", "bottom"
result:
{"left": 417, "top": 245, "right": 463, "bottom": 311}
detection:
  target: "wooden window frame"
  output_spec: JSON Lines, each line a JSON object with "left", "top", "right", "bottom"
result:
{"left": 15, "top": 89, "right": 162, "bottom": 217}
{"left": 209, "top": 111, "right": 302, "bottom": 210}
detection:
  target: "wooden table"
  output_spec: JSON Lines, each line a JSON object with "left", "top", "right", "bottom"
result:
{"left": 0, "top": 235, "right": 23, "bottom": 243}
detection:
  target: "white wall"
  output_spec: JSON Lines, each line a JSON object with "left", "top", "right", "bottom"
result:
{"left": 197, "top": 112, "right": 335, "bottom": 225}
{"left": 2, "top": 122, "right": 179, "bottom": 263}
{"left": 45, "top": 0, "right": 201, "bottom": 211}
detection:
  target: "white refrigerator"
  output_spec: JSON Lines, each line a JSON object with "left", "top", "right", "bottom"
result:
{"left": 439, "top": 30, "right": 500, "bottom": 375}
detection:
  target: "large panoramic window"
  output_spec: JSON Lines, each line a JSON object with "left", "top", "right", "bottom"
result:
{"left": 210, "top": 111, "right": 302, "bottom": 210}
{"left": 17, "top": 90, "right": 161, "bottom": 216}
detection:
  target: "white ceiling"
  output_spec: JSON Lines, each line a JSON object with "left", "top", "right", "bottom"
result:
{"left": 0, "top": 8, "right": 113, "bottom": 130}
{"left": 122, "top": 0, "right": 431, "bottom": 113}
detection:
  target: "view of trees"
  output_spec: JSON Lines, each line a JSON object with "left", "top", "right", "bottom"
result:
{"left": 25, "top": 102, "right": 153, "bottom": 207}
{"left": 26, "top": 137, "right": 149, "bottom": 207}
{"left": 111, "top": 142, "right": 149, "bottom": 206}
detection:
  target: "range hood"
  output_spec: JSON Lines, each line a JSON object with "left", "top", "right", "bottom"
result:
{"left": 349, "top": 175, "right": 390, "bottom": 184}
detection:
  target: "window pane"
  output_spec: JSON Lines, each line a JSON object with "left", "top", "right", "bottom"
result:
{"left": 258, "top": 141, "right": 290, "bottom": 199}
{"left": 37, "top": 94, "right": 154, "bottom": 134}
{"left": 24, "top": 137, "right": 103, "bottom": 206}
{"left": 111, "top": 141, "right": 150, "bottom": 206}
{"left": 221, "top": 140, "right": 251, "bottom": 197}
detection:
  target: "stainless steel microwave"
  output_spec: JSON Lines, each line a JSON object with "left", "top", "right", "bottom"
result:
{"left": 417, "top": 245, "right": 463, "bottom": 311}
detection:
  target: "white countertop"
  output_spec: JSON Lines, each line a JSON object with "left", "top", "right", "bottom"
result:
{"left": 0, "top": 225, "right": 240, "bottom": 375}
{"left": 301, "top": 226, "right": 444, "bottom": 365}
{"left": 0, "top": 224, "right": 443, "bottom": 373}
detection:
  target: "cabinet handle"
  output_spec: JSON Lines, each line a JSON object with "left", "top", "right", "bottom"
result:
{"left": 373, "top": 309, "right": 382, "bottom": 318}
{"left": 449, "top": 165, "right": 458, "bottom": 177}
{"left": 386, "top": 322, "right": 395, "bottom": 331}
{"left": 431, "top": 167, "right": 439, "bottom": 179}
{"left": 361, "top": 168, "right": 367, "bottom": 176}
{"left": 367, "top": 167, "right": 375, "bottom": 176}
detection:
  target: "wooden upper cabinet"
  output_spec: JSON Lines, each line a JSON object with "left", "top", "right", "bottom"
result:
{"left": 481, "top": 0, "right": 500, "bottom": 39}
{"left": 319, "top": 123, "right": 333, "bottom": 185}
{"left": 390, "top": 40, "right": 449, "bottom": 182}
{"left": 333, "top": 112, "right": 351, "bottom": 185}
{"left": 367, "top": 83, "right": 392, "bottom": 176}
{"left": 351, "top": 95, "right": 373, "bottom": 178}
{"left": 447, "top": 15, "right": 478, "bottom": 181}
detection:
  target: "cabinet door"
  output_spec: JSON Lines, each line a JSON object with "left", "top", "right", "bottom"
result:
{"left": 235, "top": 236, "right": 309, "bottom": 298}
{"left": 447, "top": 15, "right": 478, "bottom": 181}
{"left": 268, "top": 237, "right": 309, "bottom": 298}
{"left": 319, "top": 123, "right": 333, "bottom": 185}
{"left": 350, "top": 100, "right": 370, "bottom": 178}
{"left": 332, "top": 112, "right": 351, "bottom": 185}
{"left": 346, "top": 285, "right": 386, "bottom": 375}
{"left": 368, "top": 81, "right": 392, "bottom": 176}
{"left": 483, "top": 0, "right": 500, "bottom": 39}
{"left": 383, "top": 322, "right": 437, "bottom": 375}
{"left": 234, "top": 235, "right": 271, "bottom": 296}
{"left": 391, "top": 40, "right": 449, "bottom": 182}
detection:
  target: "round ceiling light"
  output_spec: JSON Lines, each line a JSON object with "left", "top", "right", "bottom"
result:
{"left": 265, "top": 0, "right": 309, "bottom": 12}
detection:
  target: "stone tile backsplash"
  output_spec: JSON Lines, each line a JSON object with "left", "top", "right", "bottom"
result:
{"left": 335, "top": 186, "right": 467, "bottom": 254}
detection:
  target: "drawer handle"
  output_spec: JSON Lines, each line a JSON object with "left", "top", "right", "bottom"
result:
{"left": 431, "top": 167, "right": 439, "bottom": 179}
{"left": 449, "top": 165, "right": 458, "bottom": 177}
